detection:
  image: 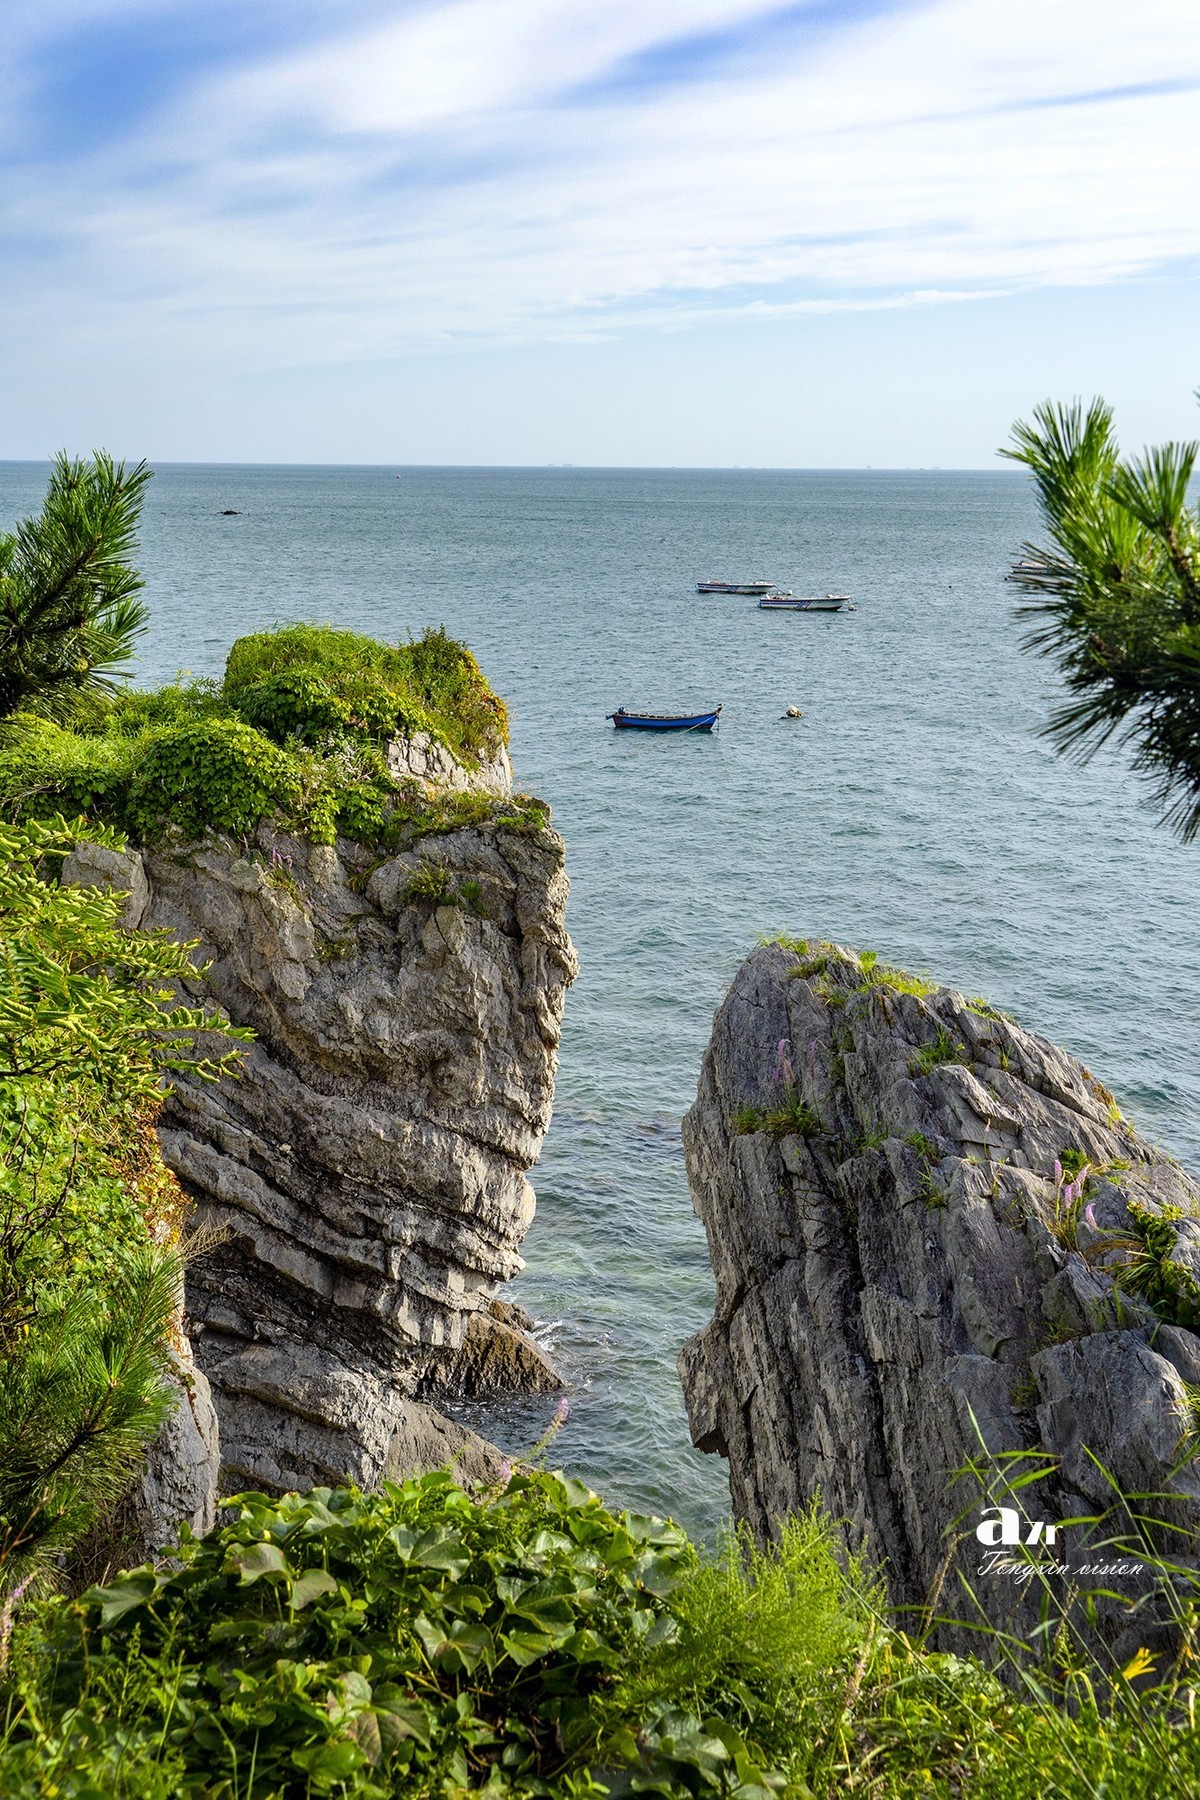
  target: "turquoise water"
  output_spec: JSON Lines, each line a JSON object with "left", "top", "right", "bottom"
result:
{"left": 2, "top": 462, "right": 1197, "bottom": 1538}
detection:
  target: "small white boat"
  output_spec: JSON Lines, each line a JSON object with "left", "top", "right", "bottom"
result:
{"left": 758, "top": 592, "right": 855, "bottom": 612}
{"left": 1005, "top": 558, "right": 1054, "bottom": 586}
{"left": 696, "top": 579, "right": 777, "bottom": 595}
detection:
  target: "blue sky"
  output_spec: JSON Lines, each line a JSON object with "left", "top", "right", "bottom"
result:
{"left": 3, "top": 0, "right": 1199, "bottom": 464}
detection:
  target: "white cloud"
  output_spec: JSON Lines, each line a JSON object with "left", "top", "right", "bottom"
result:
{"left": 4, "top": 0, "right": 1200, "bottom": 367}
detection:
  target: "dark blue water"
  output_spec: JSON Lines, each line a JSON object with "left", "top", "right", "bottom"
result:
{"left": 2, "top": 462, "right": 1196, "bottom": 1537}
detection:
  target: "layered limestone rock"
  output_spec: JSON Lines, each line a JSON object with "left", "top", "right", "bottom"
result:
{"left": 65, "top": 748, "right": 575, "bottom": 1495}
{"left": 680, "top": 940, "right": 1200, "bottom": 1642}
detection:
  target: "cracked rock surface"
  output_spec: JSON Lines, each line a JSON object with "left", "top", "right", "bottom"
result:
{"left": 679, "top": 941, "right": 1200, "bottom": 1642}
{"left": 68, "top": 760, "right": 575, "bottom": 1495}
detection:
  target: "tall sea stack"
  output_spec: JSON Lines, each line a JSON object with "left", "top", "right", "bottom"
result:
{"left": 679, "top": 939, "right": 1200, "bottom": 1643}
{"left": 67, "top": 743, "right": 576, "bottom": 1496}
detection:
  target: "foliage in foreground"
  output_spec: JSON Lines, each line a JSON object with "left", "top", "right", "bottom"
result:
{"left": 0, "top": 818, "right": 245, "bottom": 1584}
{"left": 1005, "top": 396, "right": 1200, "bottom": 840}
{"left": 2, "top": 1471, "right": 1199, "bottom": 1800}
{"left": 0, "top": 452, "right": 152, "bottom": 724}
{"left": 0, "top": 622, "right": 532, "bottom": 851}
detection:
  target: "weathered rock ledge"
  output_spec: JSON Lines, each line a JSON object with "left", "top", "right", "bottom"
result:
{"left": 66, "top": 750, "right": 576, "bottom": 1498}
{"left": 680, "top": 941, "right": 1200, "bottom": 1643}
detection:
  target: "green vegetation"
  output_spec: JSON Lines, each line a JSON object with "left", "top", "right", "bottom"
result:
{"left": 224, "top": 623, "right": 508, "bottom": 767}
{"left": 908, "top": 1029, "right": 967, "bottom": 1077}
{"left": 731, "top": 1092, "right": 822, "bottom": 1141}
{"left": 0, "top": 623, "right": 539, "bottom": 852}
{"left": 0, "top": 454, "right": 152, "bottom": 724}
{"left": 0, "top": 818, "right": 245, "bottom": 1586}
{"left": 1006, "top": 398, "right": 1200, "bottom": 841}
{"left": 765, "top": 940, "right": 936, "bottom": 1003}
{"left": 4, "top": 1473, "right": 1200, "bottom": 1799}
{"left": 855, "top": 950, "right": 936, "bottom": 999}
{"left": 402, "top": 861, "right": 488, "bottom": 917}
{"left": 903, "top": 1131, "right": 940, "bottom": 1164}
{"left": 1114, "top": 1204, "right": 1200, "bottom": 1333}
{"left": 918, "top": 1170, "right": 949, "bottom": 1210}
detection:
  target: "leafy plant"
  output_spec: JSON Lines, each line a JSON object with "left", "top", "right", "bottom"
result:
{"left": 0, "top": 455, "right": 152, "bottom": 725}
{"left": 0, "top": 818, "right": 247, "bottom": 1587}
{"left": 402, "top": 861, "right": 457, "bottom": 906}
{"left": 0, "top": 626, "right": 542, "bottom": 859}
{"left": 1047, "top": 1156, "right": 1092, "bottom": 1252}
{"left": 919, "top": 1170, "right": 949, "bottom": 1210}
{"left": 903, "top": 1130, "right": 940, "bottom": 1164}
{"left": 125, "top": 718, "right": 302, "bottom": 842}
{"left": 225, "top": 623, "right": 508, "bottom": 766}
{"left": 1113, "top": 1204, "right": 1200, "bottom": 1332}
{"left": 8, "top": 1471, "right": 1200, "bottom": 1798}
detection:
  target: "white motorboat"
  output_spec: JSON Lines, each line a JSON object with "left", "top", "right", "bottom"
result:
{"left": 758, "top": 592, "right": 855, "bottom": 612}
{"left": 696, "top": 579, "right": 778, "bottom": 595}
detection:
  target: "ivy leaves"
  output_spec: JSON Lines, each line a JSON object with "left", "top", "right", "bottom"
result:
{"left": 36, "top": 1470, "right": 783, "bottom": 1800}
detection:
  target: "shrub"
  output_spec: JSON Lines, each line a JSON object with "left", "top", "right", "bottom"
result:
{"left": 0, "top": 627, "right": 530, "bottom": 855}
{"left": 224, "top": 623, "right": 507, "bottom": 764}
{"left": 5, "top": 1475, "right": 1200, "bottom": 1798}
{"left": 1115, "top": 1204, "right": 1200, "bottom": 1332}
{"left": 0, "top": 718, "right": 140, "bottom": 824}
{"left": 125, "top": 718, "right": 302, "bottom": 841}
{"left": 402, "top": 860, "right": 456, "bottom": 906}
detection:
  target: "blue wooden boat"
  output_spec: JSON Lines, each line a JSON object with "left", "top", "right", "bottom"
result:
{"left": 608, "top": 705, "right": 722, "bottom": 732}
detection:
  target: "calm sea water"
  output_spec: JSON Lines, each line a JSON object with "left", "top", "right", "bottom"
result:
{"left": 3, "top": 462, "right": 1197, "bottom": 1538}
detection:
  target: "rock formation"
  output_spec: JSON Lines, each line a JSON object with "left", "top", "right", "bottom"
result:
{"left": 680, "top": 940, "right": 1200, "bottom": 1644}
{"left": 65, "top": 751, "right": 575, "bottom": 1497}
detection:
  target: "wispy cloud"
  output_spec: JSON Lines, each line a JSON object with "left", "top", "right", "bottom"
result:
{"left": 3, "top": 0, "right": 1199, "bottom": 368}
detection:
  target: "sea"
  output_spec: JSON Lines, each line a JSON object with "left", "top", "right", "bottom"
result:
{"left": 2, "top": 461, "right": 1196, "bottom": 1540}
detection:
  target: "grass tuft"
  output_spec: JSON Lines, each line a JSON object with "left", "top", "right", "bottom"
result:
{"left": 732, "top": 1092, "right": 822, "bottom": 1141}
{"left": 909, "top": 1028, "right": 968, "bottom": 1076}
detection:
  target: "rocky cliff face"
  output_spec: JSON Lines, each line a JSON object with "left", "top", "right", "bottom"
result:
{"left": 67, "top": 755, "right": 575, "bottom": 1497}
{"left": 680, "top": 941, "right": 1200, "bottom": 1642}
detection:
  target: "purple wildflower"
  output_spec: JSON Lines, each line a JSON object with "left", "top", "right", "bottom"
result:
{"left": 0, "top": 1575, "right": 32, "bottom": 1674}
{"left": 553, "top": 1397, "right": 570, "bottom": 1425}
{"left": 1084, "top": 1204, "right": 1097, "bottom": 1230}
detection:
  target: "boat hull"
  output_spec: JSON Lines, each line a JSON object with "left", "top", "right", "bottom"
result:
{"left": 696, "top": 581, "right": 776, "bottom": 595}
{"left": 609, "top": 708, "right": 721, "bottom": 732}
{"left": 758, "top": 594, "right": 853, "bottom": 612}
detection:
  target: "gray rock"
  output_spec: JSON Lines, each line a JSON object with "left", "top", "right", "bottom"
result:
{"left": 127, "top": 1341, "right": 221, "bottom": 1549}
{"left": 64, "top": 744, "right": 575, "bottom": 1499}
{"left": 72, "top": 1331, "right": 221, "bottom": 1588}
{"left": 679, "top": 941, "right": 1200, "bottom": 1646}
{"left": 416, "top": 1306, "right": 564, "bottom": 1403}
{"left": 383, "top": 1398, "right": 508, "bottom": 1487}
{"left": 386, "top": 731, "right": 513, "bottom": 798}
{"left": 61, "top": 840, "right": 150, "bottom": 928}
